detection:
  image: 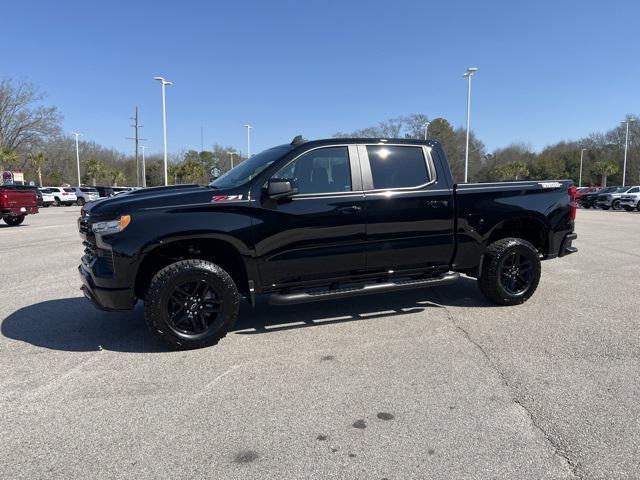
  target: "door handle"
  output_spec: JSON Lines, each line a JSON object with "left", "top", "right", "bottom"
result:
{"left": 338, "top": 205, "right": 362, "bottom": 214}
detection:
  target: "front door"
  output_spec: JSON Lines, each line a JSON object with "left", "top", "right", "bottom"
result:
{"left": 359, "top": 144, "right": 455, "bottom": 273}
{"left": 252, "top": 145, "right": 367, "bottom": 288}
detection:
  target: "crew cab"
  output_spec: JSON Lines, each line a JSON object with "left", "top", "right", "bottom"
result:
{"left": 78, "top": 138, "right": 578, "bottom": 350}
{"left": 1, "top": 185, "right": 38, "bottom": 226}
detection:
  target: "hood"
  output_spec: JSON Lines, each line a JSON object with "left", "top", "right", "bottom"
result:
{"left": 83, "top": 184, "right": 244, "bottom": 218}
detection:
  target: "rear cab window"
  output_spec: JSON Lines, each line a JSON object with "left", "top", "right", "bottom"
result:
{"left": 365, "top": 145, "right": 430, "bottom": 189}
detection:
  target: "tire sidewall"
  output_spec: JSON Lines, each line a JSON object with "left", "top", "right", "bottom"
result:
{"left": 494, "top": 243, "right": 540, "bottom": 301}
{"left": 145, "top": 260, "right": 240, "bottom": 349}
{"left": 479, "top": 238, "right": 541, "bottom": 306}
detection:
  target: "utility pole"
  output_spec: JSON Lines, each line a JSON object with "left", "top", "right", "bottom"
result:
{"left": 139, "top": 145, "right": 147, "bottom": 188}
{"left": 126, "top": 107, "right": 146, "bottom": 187}
{"left": 200, "top": 126, "right": 204, "bottom": 152}
{"left": 72, "top": 132, "right": 82, "bottom": 186}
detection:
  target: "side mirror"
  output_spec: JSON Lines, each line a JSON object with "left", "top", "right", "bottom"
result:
{"left": 267, "top": 179, "right": 298, "bottom": 199}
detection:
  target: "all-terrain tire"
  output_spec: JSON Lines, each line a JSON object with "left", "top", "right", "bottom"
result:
{"left": 144, "top": 259, "right": 240, "bottom": 350}
{"left": 3, "top": 215, "right": 25, "bottom": 226}
{"left": 478, "top": 237, "right": 541, "bottom": 306}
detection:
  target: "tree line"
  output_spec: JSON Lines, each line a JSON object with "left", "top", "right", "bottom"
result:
{"left": 335, "top": 113, "right": 639, "bottom": 186}
{"left": 1, "top": 77, "right": 637, "bottom": 187}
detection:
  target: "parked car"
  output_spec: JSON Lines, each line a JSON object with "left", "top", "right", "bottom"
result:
{"left": 79, "top": 137, "right": 578, "bottom": 350}
{"left": 46, "top": 187, "right": 78, "bottom": 206}
{"left": 72, "top": 186, "right": 100, "bottom": 205}
{"left": 575, "top": 186, "right": 600, "bottom": 199}
{"left": 38, "top": 188, "right": 55, "bottom": 207}
{"left": 619, "top": 188, "right": 640, "bottom": 211}
{"left": 579, "top": 186, "right": 617, "bottom": 208}
{"left": 595, "top": 185, "right": 639, "bottom": 210}
{"left": 0, "top": 185, "right": 39, "bottom": 226}
{"left": 94, "top": 186, "right": 115, "bottom": 198}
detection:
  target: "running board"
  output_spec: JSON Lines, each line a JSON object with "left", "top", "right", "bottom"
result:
{"left": 268, "top": 272, "right": 460, "bottom": 306}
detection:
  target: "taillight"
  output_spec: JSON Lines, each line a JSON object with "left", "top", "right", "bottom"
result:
{"left": 63, "top": 192, "right": 69, "bottom": 196}
{"left": 568, "top": 185, "right": 577, "bottom": 220}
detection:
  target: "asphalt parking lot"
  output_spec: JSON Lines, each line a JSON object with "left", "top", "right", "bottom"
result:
{"left": 1, "top": 206, "right": 639, "bottom": 479}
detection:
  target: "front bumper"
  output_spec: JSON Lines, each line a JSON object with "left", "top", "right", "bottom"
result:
{"left": 79, "top": 264, "right": 136, "bottom": 310}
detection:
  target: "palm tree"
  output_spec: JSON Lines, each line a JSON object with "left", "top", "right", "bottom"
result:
{"left": 109, "top": 169, "right": 127, "bottom": 186}
{"left": 0, "top": 147, "right": 19, "bottom": 171}
{"left": 29, "top": 152, "right": 46, "bottom": 187}
{"left": 84, "top": 159, "right": 106, "bottom": 186}
{"left": 590, "top": 160, "right": 619, "bottom": 187}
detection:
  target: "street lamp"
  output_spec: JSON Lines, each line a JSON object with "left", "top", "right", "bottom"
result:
{"left": 463, "top": 67, "right": 478, "bottom": 183}
{"left": 154, "top": 76, "right": 173, "bottom": 186}
{"left": 139, "top": 145, "right": 147, "bottom": 188}
{"left": 424, "top": 122, "right": 431, "bottom": 141}
{"left": 71, "top": 132, "right": 82, "bottom": 186}
{"left": 579, "top": 148, "right": 587, "bottom": 188}
{"left": 244, "top": 124, "right": 253, "bottom": 158}
{"left": 622, "top": 118, "right": 635, "bottom": 187}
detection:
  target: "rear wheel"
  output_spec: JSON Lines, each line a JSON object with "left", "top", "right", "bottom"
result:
{"left": 77, "top": 198, "right": 85, "bottom": 206}
{"left": 3, "top": 215, "right": 25, "bottom": 226}
{"left": 144, "top": 259, "right": 240, "bottom": 350}
{"left": 55, "top": 197, "right": 61, "bottom": 206}
{"left": 478, "top": 238, "right": 541, "bottom": 306}
{"left": 612, "top": 200, "right": 621, "bottom": 210}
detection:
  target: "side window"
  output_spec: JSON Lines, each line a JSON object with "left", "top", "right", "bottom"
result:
{"left": 628, "top": 187, "right": 639, "bottom": 193}
{"left": 366, "top": 146, "right": 429, "bottom": 189}
{"left": 274, "top": 147, "right": 351, "bottom": 194}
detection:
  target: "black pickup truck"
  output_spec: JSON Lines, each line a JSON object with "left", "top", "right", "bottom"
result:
{"left": 78, "top": 137, "right": 578, "bottom": 349}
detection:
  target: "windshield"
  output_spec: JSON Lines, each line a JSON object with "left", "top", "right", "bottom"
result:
{"left": 210, "top": 145, "right": 291, "bottom": 189}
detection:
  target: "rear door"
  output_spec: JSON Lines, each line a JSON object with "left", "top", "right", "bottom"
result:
{"left": 252, "top": 145, "right": 367, "bottom": 288}
{"left": 359, "top": 143, "right": 455, "bottom": 273}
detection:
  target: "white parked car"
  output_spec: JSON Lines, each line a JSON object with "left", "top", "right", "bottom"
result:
{"left": 619, "top": 188, "right": 640, "bottom": 211}
{"left": 46, "top": 187, "right": 78, "bottom": 206}
{"left": 38, "top": 188, "right": 55, "bottom": 207}
{"left": 72, "top": 186, "right": 100, "bottom": 205}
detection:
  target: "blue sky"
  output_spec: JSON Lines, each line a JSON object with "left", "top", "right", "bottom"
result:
{"left": 1, "top": 0, "right": 638, "bottom": 156}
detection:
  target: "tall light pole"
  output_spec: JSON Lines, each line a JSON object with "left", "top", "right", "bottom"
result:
{"left": 622, "top": 118, "right": 635, "bottom": 187}
{"left": 139, "top": 145, "right": 147, "bottom": 188}
{"left": 71, "top": 132, "right": 82, "bottom": 186}
{"left": 424, "top": 122, "right": 431, "bottom": 140}
{"left": 244, "top": 124, "right": 253, "bottom": 158}
{"left": 154, "top": 76, "right": 173, "bottom": 186}
{"left": 579, "top": 148, "right": 586, "bottom": 188}
{"left": 227, "top": 151, "right": 235, "bottom": 169}
{"left": 463, "top": 67, "right": 478, "bottom": 183}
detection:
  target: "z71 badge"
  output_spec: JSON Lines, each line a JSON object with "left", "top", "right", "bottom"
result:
{"left": 212, "top": 194, "right": 243, "bottom": 202}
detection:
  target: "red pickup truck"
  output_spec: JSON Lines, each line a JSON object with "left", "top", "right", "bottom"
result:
{"left": 0, "top": 185, "right": 39, "bottom": 226}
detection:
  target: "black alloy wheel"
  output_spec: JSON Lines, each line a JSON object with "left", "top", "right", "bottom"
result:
{"left": 498, "top": 250, "right": 533, "bottom": 296}
{"left": 166, "top": 279, "right": 224, "bottom": 336}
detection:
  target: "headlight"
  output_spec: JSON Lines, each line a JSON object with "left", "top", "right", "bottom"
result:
{"left": 92, "top": 215, "right": 131, "bottom": 235}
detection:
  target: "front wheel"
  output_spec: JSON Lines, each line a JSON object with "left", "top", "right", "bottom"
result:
{"left": 144, "top": 259, "right": 240, "bottom": 350}
{"left": 77, "top": 198, "right": 85, "bottom": 206}
{"left": 612, "top": 200, "right": 621, "bottom": 210}
{"left": 55, "top": 198, "right": 61, "bottom": 206}
{"left": 478, "top": 238, "right": 541, "bottom": 306}
{"left": 3, "top": 215, "right": 25, "bottom": 226}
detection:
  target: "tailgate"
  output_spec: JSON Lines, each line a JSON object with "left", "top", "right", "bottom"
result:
{"left": 0, "top": 188, "right": 37, "bottom": 208}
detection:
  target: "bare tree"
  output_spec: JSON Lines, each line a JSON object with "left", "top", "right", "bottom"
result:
{"left": 0, "top": 78, "right": 62, "bottom": 157}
